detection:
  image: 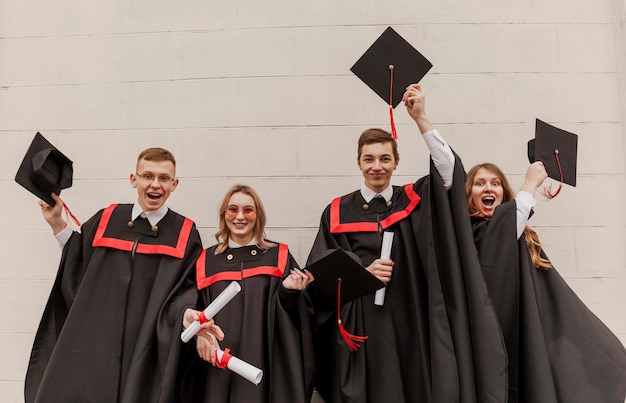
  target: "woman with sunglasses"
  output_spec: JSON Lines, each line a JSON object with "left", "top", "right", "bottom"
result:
{"left": 180, "top": 184, "right": 315, "bottom": 403}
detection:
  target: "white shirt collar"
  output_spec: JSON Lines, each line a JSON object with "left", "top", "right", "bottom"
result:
{"left": 131, "top": 202, "right": 168, "bottom": 226}
{"left": 228, "top": 237, "right": 258, "bottom": 249}
{"left": 360, "top": 183, "right": 393, "bottom": 203}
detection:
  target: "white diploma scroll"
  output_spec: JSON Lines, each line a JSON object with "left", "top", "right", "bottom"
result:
{"left": 181, "top": 280, "right": 241, "bottom": 343}
{"left": 217, "top": 348, "right": 264, "bottom": 385}
{"left": 374, "top": 231, "right": 394, "bottom": 306}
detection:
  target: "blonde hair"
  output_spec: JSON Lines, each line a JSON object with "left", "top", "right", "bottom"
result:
{"left": 214, "top": 184, "right": 276, "bottom": 255}
{"left": 136, "top": 147, "right": 176, "bottom": 172}
{"left": 466, "top": 163, "right": 551, "bottom": 270}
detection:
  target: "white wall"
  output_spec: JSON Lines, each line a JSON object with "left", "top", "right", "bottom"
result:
{"left": 1, "top": 1, "right": 625, "bottom": 401}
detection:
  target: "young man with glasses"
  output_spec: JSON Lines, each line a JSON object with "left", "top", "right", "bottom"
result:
{"left": 25, "top": 147, "right": 223, "bottom": 403}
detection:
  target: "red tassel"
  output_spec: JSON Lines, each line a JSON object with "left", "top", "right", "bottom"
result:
{"left": 338, "top": 320, "right": 368, "bottom": 352}
{"left": 541, "top": 149, "right": 563, "bottom": 200}
{"left": 389, "top": 106, "right": 398, "bottom": 141}
{"left": 337, "top": 278, "right": 368, "bottom": 351}
{"left": 389, "top": 65, "right": 398, "bottom": 140}
{"left": 60, "top": 198, "right": 81, "bottom": 228}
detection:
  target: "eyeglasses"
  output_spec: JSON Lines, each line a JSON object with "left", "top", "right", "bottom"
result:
{"left": 136, "top": 173, "right": 175, "bottom": 184}
{"left": 225, "top": 206, "right": 257, "bottom": 219}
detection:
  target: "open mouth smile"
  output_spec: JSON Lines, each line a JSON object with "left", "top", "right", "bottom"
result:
{"left": 482, "top": 196, "right": 495, "bottom": 207}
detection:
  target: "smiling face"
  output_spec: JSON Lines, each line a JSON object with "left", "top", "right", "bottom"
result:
{"left": 130, "top": 158, "right": 178, "bottom": 212}
{"left": 225, "top": 192, "right": 257, "bottom": 245}
{"left": 470, "top": 167, "right": 504, "bottom": 218}
{"left": 357, "top": 142, "right": 399, "bottom": 194}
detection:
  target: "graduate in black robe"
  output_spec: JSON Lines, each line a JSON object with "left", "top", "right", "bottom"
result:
{"left": 306, "top": 85, "right": 508, "bottom": 403}
{"left": 25, "top": 148, "right": 219, "bottom": 403}
{"left": 467, "top": 162, "right": 626, "bottom": 403}
{"left": 180, "top": 184, "right": 315, "bottom": 403}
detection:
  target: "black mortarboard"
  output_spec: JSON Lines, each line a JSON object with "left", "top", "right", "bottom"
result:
{"left": 305, "top": 248, "right": 385, "bottom": 306}
{"left": 527, "top": 119, "right": 578, "bottom": 192}
{"left": 305, "top": 248, "right": 386, "bottom": 351}
{"left": 15, "top": 132, "right": 74, "bottom": 206}
{"left": 351, "top": 26, "right": 432, "bottom": 108}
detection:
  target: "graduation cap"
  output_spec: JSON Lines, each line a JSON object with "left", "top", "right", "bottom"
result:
{"left": 15, "top": 132, "right": 74, "bottom": 205}
{"left": 15, "top": 132, "right": 81, "bottom": 226}
{"left": 527, "top": 119, "right": 578, "bottom": 199}
{"left": 305, "top": 248, "right": 385, "bottom": 351}
{"left": 350, "top": 26, "right": 433, "bottom": 139}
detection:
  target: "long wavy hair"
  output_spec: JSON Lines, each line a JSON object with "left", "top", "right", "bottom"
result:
{"left": 466, "top": 163, "right": 551, "bottom": 270}
{"left": 214, "top": 184, "right": 276, "bottom": 255}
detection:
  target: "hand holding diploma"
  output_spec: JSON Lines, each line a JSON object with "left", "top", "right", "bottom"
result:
{"left": 216, "top": 348, "right": 264, "bottom": 385}
{"left": 374, "top": 232, "right": 394, "bottom": 306}
{"left": 181, "top": 281, "right": 241, "bottom": 343}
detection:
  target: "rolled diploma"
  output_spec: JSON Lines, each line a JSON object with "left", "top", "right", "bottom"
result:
{"left": 374, "top": 231, "right": 394, "bottom": 306}
{"left": 181, "top": 280, "right": 241, "bottom": 343}
{"left": 217, "top": 348, "right": 264, "bottom": 385}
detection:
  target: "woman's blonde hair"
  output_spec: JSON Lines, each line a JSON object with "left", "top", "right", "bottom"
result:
{"left": 214, "top": 184, "right": 276, "bottom": 255}
{"left": 466, "top": 163, "right": 551, "bottom": 270}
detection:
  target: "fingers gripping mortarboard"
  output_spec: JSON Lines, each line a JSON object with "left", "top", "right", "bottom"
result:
{"left": 15, "top": 132, "right": 81, "bottom": 225}
{"left": 350, "top": 26, "right": 433, "bottom": 139}
{"left": 527, "top": 119, "right": 578, "bottom": 199}
{"left": 305, "top": 248, "right": 385, "bottom": 351}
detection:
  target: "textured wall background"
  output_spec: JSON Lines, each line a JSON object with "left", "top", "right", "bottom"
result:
{"left": 1, "top": 1, "right": 625, "bottom": 401}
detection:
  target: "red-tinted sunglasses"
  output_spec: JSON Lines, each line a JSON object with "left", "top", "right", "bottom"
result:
{"left": 225, "top": 206, "right": 257, "bottom": 219}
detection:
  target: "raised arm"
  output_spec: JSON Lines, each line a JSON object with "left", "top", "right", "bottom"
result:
{"left": 403, "top": 83, "right": 433, "bottom": 134}
{"left": 519, "top": 161, "right": 548, "bottom": 197}
{"left": 515, "top": 161, "right": 548, "bottom": 238}
{"left": 402, "top": 84, "right": 455, "bottom": 189}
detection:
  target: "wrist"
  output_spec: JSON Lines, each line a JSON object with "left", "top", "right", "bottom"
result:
{"left": 50, "top": 220, "right": 68, "bottom": 235}
{"left": 519, "top": 182, "right": 539, "bottom": 197}
{"left": 415, "top": 117, "right": 433, "bottom": 134}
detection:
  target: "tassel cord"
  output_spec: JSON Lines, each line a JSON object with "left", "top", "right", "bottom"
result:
{"left": 541, "top": 149, "right": 564, "bottom": 199}
{"left": 389, "top": 65, "right": 398, "bottom": 140}
{"left": 336, "top": 278, "right": 368, "bottom": 351}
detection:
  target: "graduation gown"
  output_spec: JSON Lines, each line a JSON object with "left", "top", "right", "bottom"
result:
{"left": 181, "top": 242, "right": 315, "bottom": 403}
{"left": 306, "top": 156, "right": 508, "bottom": 403}
{"left": 25, "top": 203, "right": 202, "bottom": 403}
{"left": 472, "top": 200, "right": 626, "bottom": 403}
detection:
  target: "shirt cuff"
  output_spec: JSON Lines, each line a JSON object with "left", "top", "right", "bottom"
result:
{"left": 515, "top": 191, "right": 537, "bottom": 239}
{"left": 55, "top": 225, "right": 73, "bottom": 249}
{"left": 516, "top": 191, "right": 537, "bottom": 209}
{"left": 422, "top": 129, "right": 455, "bottom": 189}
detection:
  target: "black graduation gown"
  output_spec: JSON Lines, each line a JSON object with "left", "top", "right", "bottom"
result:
{"left": 307, "top": 156, "right": 508, "bottom": 403}
{"left": 25, "top": 203, "right": 203, "bottom": 403}
{"left": 182, "top": 242, "right": 315, "bottom": 403}
{"left": 472, "top": 201, "right": 626, "bottom": 403}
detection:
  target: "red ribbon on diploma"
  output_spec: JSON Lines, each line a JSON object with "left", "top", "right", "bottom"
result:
{"left": 198, "top": 311, "right": 209, "bottom": 324}
{"left": 216, "top": 348, "right": 233, "bottom": 369}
